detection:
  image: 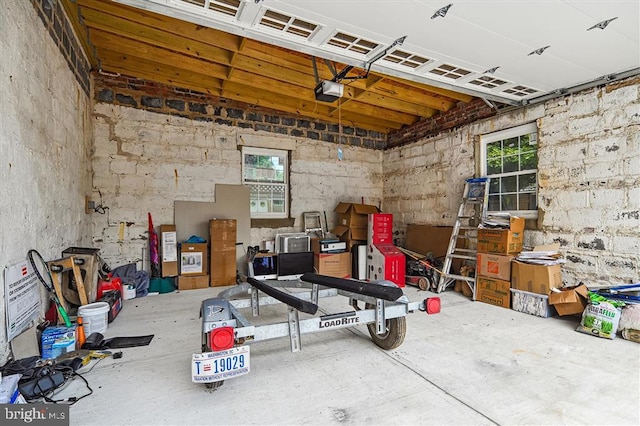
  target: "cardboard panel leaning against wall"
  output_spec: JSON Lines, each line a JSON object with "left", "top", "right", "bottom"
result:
{"left": 174, "top": 184, "right": 250, "bottom": 275}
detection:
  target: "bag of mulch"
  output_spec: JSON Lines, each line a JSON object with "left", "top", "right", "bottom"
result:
{"left": 576, "top": 292, "right": 624, "bottom": 339}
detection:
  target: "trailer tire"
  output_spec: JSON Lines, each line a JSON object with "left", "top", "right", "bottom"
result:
{"left": 205, "top": 381, "right": 223, "bottom": 390}
{"left": 202, "top": 343, "right": 224, "bottom": 390}
{"left": 365, "top": 303, "right": 407, "bottom": 350}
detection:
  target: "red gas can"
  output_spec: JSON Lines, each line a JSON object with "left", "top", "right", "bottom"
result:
{"left": 97, "top": 277, "right": 123, "bottom": 300}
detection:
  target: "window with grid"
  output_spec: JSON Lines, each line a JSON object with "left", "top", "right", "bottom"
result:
{"left": 480, "top": 123, "right": 538, "bottom": 217}
{"left": 242, "top": 147, "right": 289, "bottom": 219}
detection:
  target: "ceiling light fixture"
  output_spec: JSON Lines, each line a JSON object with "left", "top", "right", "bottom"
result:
{"left": 431, "top": 3, "right": 452, "bottom": 19}
{"left": 528, "top": 45, "right": 550, "bottom": 56}
{"left": 587, "top": 17, "right": 618, "bottom": 30}
{"left": 483, "top": 66, "right": 500, "bottom": 74}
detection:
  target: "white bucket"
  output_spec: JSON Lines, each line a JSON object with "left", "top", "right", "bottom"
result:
{"left": 78, "top": 302, "right": 110, "bottom": 335}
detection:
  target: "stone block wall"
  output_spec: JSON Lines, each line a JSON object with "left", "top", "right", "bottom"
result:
{"left": 94, "top": 73, "right": 387, "bottom": 149}
{"left": 91, "top": 103, "right": 382, "bottom": 267}
{"left": 0, "top": 0, "right": 92, "bottom": 362}
{"left": 29, "top": 0, "right": 91, "bottom": 95}
{"left": 384, "top": 77, "right": 640, "bottom": 287}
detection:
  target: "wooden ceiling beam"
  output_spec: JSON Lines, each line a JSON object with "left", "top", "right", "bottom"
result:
{"left": 97, "top": 49, "right": 224, "bottom": 95}
{"left": 96, "top": 49, "right": 399, "bottom": 132}
{"left": 79, "top": 2, "right": 444, "bottom": 117}
{"left": 222, "top": 81, "right": 401, "bottom": 132}
{"left": 382, "top": 77, "right": 474, "bottom": 103}
{"left": 80, "top": 8, "right": 235, "bottom": 65}
{"left": 366, "top": 79, "right": 456, "bottom": 112}
{"left": 230, "top": 54, "right": 318, "bottom": 88}
{"left": 80, "top": 9, "right": 327, "bottom": 91}
{"left": 77, "top": 0, "right": 243, "bottom": 52}
{"left": 74, "top": 0, "right": 479, "bottom": 134}
{"left": 89, "top": 29, "right": 230, "bottom": 80}
{"left": 355, "top": 92, "right": 438, "bottom": 118}
{"left": 90, "top": 29, "right": 416, "bottom": 126}
{"left": 337, "top": 102, "right": 417, "bottom": 126}
{"left": 61, "top": 0, "right": 98, "bottom": 68}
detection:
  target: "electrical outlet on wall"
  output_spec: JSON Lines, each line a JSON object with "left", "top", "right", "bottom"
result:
{"left": 85, "top": 196, "right": 95, "bottom": 214}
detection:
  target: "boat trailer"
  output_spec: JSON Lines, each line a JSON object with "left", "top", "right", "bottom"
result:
{"left": 192, "top": 273, "right": 440, "bottom": 390}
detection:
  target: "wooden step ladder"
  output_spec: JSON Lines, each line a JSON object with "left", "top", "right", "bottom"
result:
{"left": 436, "top": 177, "right": 490, "bottom": 296}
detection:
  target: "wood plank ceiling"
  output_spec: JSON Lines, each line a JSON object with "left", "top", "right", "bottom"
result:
{"left": 63, "top": 0, "right": 478, "bottom": 134}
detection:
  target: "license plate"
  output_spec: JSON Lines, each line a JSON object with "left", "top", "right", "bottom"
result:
{"left": 192, "top": 346, "right": 250, "bottom": 383}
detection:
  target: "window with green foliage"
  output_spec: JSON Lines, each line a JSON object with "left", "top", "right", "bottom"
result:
{"left": 480, "top": 123, "right": 538, "bottom": 216}
{"left": 242, "top": 147, "right": 289, "bottom": 219}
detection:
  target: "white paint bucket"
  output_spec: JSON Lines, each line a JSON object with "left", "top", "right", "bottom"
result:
{"left": 78, "top": 302, "right": 110, "bottom": 335}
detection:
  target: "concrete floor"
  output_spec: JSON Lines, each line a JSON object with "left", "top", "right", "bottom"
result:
{"left": 63, "top": 281, "right": 640, "bottom": 425}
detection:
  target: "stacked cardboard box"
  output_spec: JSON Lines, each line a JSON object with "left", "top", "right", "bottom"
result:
{"left": 311, "top": 237, "right": 351, "bottom": 278}
{"left": 209, "top": 219, "right": 237, "bottom": 287}
{"left": 475, "top": 217, "right": 525, "bottom": 308}
{"left": 178, "top": 242, "right": 209, "bottom": 290}
{"left": 331, "top": 202, "right": 379, "bottom": 250}
{"left": 510, "top": 247, "right": 571, "bottom": 317}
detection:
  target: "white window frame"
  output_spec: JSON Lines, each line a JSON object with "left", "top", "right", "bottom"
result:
{"left": 242, "top": 146, "right": 289, "bottom": 219}
{"left": 479, "top": 123, "right": 539, "bottom": 219}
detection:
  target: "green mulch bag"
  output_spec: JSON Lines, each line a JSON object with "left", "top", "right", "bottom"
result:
{"left": 576, "top": 292, "right": 624, "bottom": 339}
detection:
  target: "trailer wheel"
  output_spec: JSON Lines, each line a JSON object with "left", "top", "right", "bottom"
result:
{"left": 202, "top": 343, "right": 224, "bottom": 390}
{"left": 365, "top": 304, "right": 407, "bottom": 350}
{"left": 205, "top": 381, "right": 223, "bottom": 390}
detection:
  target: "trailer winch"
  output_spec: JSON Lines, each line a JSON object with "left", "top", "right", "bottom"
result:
{"left": 192, "top": 273, "right": 438, "bottom": 390}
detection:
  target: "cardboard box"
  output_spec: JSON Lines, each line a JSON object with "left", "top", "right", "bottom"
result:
{"left": 477, "top": 229, "right": 524, "bottom": 255}
{"left": 511, "top": 261, "right": 562, "bottom": 295}
{"left": 511, "top": 288, "right": 556, "bottom": 317}
{"left": 210, "top": 250, "right": 237, "bottom": 286}
{"left": 475, "top": 275, "right": 511, "bottom": 308}
{"left": 332, "top": 225, "right": 368, "bottom": 251}
{"left": 506, "top": 217, "right": 526, "bottom": 232}
{"left": 178, "top": 274, "right": 210, "bottom": 290}
{"left": 160, "top": 224, "right": 178, "bottom": 277}
{"left": 548, "top": 284, "right": 589, "bottom": 316}
{"left": 314, "top": 252, "right": 351, "bottom": 278}
{"left": 334, "top": 202, "right": 379, "bottom": 229}
{"left": 180, "top": 243, "right": 208, "bottom": 276}
{"left": 41, "top": 326, "right": 76, "bottom": 359}
{"left": 210, "top": 219, "right": 237, "bottom": 241}
{"left": 209, "top": 219, "right": 237, "bottom": 287}
{"left": 332, "top": 225, "right": 368, "bottom": 242}
{"left": 476, "top": 253, "right": 514, "bottom": 281}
